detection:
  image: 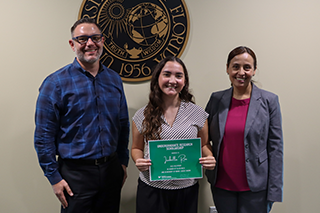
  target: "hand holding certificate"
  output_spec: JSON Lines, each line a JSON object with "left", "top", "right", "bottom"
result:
{"left": 148, "top": 138, "right": 203, "bottom": 181}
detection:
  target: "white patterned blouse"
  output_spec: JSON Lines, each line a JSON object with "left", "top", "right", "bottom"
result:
{"left": 132, "top": 101, "right": 208, "bottom": 190}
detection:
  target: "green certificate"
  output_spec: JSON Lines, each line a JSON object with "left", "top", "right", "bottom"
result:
{"left": 148, "top": 138, "right": 202, "bottom": 181}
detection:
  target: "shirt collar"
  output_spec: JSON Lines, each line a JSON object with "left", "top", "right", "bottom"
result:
{"left": 72, "top": 58, "right": 105, "bottom": 75}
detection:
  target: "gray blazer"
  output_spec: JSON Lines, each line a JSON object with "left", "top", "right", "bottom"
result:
{"left": 205, "top": 83, "right": 283, "bottom": 202}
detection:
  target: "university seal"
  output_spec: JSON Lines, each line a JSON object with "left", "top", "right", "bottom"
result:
{"left": 79, "top": 0, "right": 190, "bottom": 82}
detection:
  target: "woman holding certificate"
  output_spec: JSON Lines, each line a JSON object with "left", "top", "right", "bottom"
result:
{"left": 131, "top": 56, "right": 216, "bottom": 213}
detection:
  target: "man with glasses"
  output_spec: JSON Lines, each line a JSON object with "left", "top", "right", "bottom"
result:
{"left": 34, "top": 18, "right": 129, "bottom": 213}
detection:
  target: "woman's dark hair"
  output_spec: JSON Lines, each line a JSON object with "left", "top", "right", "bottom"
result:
{"left": 142, "top": 55, "right": 194, "bottom": 140}
{"left": 227, "top": 46, "right": 257, "bottom": 70}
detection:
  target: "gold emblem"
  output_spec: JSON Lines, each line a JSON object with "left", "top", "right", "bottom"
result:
{"left": 79, "top": 0, "right": 190, "bottom": 82}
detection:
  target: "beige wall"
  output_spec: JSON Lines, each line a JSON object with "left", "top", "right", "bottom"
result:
{"left": 1, "top": 0, "right": 319, "bottom": 212}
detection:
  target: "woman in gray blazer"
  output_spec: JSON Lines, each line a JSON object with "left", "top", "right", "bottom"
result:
{"left": 205, "top": 46, "right": 283, "bottom": 213}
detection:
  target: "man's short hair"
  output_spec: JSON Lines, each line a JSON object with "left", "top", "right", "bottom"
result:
{"left": 71, "top": 18, "right": 102, "bottom": 36}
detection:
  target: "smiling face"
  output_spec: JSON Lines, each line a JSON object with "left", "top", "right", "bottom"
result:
{"left": 227, "top": 52, "right": 256, "bottom": 91}
{"left": 69, "top": 23, "right": 104, "bottom": 67}
{"left": 158, "top": 61, "right": 186, "bottom": 98}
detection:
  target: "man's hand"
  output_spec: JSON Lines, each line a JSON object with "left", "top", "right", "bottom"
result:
{"left": 52, "top": 179, "right": 73, "bottom": 209}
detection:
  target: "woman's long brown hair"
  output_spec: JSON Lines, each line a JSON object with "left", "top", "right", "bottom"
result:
{"left": 142, "top": 56, "right": 194, "bottom": 140}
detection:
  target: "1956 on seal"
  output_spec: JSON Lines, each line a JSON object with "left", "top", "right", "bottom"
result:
{"left": 78, "top": 0, "right": 190, "bottom": 82}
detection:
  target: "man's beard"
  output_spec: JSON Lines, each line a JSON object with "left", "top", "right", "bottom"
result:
{"left": 76, "top": 49, "right": 102, "bottom": 64}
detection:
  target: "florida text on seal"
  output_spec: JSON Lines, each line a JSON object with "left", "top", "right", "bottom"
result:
{"left": 79, "top": 0, "right": 190, "bottom": 82}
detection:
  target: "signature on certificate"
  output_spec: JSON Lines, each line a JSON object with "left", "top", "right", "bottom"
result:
{"left": 164, "top": 154, "right": 187, "bottom": 164}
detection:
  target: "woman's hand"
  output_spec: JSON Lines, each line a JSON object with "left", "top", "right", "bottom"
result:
{"left": 198, "top": 120, "right": 216, "bottom": 170}
{"left": 199, "top": 156, "right": 216, "bottom": 170}
{"left": 135, "top": 158, "right": 152, "bottom": 172}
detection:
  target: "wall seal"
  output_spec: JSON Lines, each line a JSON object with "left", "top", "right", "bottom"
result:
{"left": 79, "top": 0, "right": 190, "bottom": 82}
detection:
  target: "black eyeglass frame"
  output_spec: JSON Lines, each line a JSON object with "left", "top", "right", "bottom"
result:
{"left": 72, "top": 34, "right": 103, "bottom": 44}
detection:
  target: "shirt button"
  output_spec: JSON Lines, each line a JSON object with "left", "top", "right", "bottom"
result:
{"left": 246, "top": 158, "right": 250, "bottom": 162}
{"left": 245, "top": 144, "right": 249, "bottom": 148}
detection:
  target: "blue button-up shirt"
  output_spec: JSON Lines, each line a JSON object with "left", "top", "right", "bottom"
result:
{"left": 34, "top": 58, "right": 130, "bottom": 185}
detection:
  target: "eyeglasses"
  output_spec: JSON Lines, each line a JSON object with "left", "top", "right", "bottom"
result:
{"left": 72, "top": 34, "right": 103, "bottom": 44}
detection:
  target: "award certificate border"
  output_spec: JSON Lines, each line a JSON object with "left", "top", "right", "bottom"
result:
{"left": 149, "top": 138, "right": 202, "bottom": 181}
